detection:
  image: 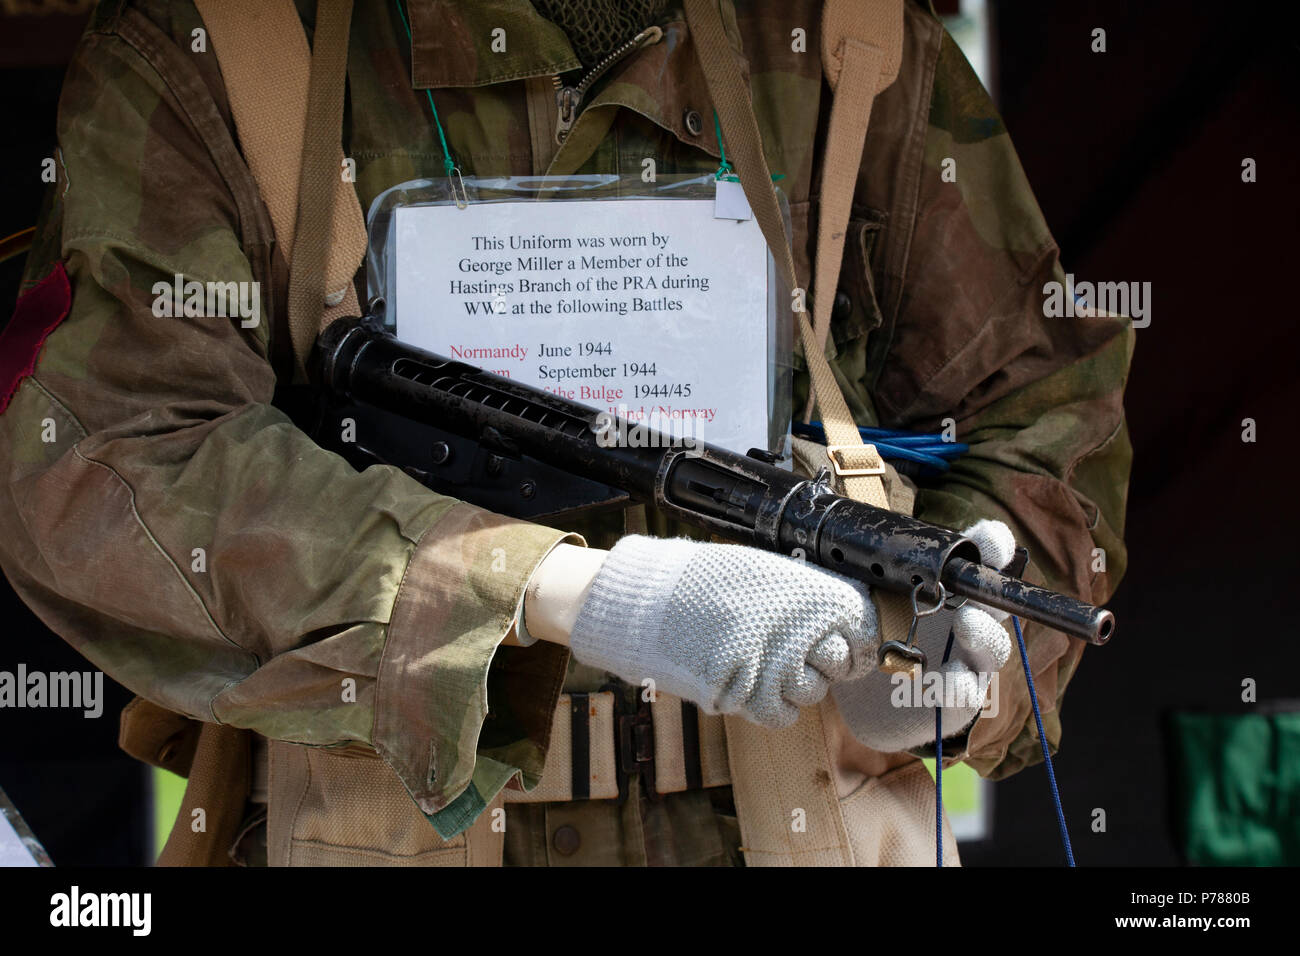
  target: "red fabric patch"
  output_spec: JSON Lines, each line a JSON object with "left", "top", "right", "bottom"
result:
{"left": 0, "top": 261, "right": 71, "bottom": 413}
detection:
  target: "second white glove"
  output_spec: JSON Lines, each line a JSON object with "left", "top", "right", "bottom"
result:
{"left": 829, "top": 519, "right": 1016, "bottom": 752}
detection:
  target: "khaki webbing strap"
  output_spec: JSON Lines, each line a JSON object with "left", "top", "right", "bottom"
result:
{"left": 801, "top": 0, "right": 901, "bottom": 504}
{"left": 503, "top": 692, "right": 730, "bottom": 803}
{"left": 286, "top": 0, "right": 361, "bottom": 373}
{"left": 652, "top": 695, "right": 731, "bottom": 791}
{"left": 195, "top": 0, "right": 367, "bottom": 378}
{"left": 684, "top": 0, "right": 902, "bottom": 510}
{"left": 802, "top": 0, "right": 909, "bottom": 681}
{"left": 686, "top": 0, "right": 908, "bottom": 867}
{"left": 156, "top": 722, "right": 251, "bottom": 867}
{"left": 804, "top": 0, "right": 903, "bottom": 421}
{"left": 683, "top": 0, "right": 798, "bottom": 296}
{"left": 505, "top": 692, "right": 621, "bottom": 803}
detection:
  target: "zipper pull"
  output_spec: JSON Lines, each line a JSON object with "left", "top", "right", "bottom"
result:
{"left": 555, "top": 84, "right": 583, "bottom": 145}
{"left": 553, "top": 26, "right": 664, "bottom": 146}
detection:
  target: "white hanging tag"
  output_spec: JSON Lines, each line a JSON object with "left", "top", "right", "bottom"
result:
{"left": 714, "top": 177, "right": 753, "bottom": 221}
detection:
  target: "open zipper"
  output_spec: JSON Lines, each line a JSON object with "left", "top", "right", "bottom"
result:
{"left": 553, "top": 26, "right": 664, "bottom": 145}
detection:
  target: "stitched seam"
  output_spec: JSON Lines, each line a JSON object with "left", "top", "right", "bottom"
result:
{"left": 67, "top": 445, "right": 244, "bottom": 677}
{"left": 870, "top": 6, "right": 941, "bottom": 395}
{"left": 880, "top": 9, "right": 941, "bottom": 350}
{"left": 110, "top": 13, "right": 274, "bottom": 251}
{"left": 1066, "top": 414, "right": 1126, "bottom": 489}
{"left": 60, "top": 230, "right": 235, "bottom": 286}
{"left": 24, "top": 378, "right": 88, "bottom": 442}
{"left": 415, "top": 64, "right": 578, "bottom": 89}
{"left": 284, "top": 747, "right": 315, "bottom": 867}
{"left": 287, "top": 839, "right": 465, "bottom": 860}
{"left": 373, "top": 510, "right": 446, "bottom": 799}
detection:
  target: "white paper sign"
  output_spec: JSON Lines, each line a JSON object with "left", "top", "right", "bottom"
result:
{"left": 393, "top": 198, "right": 771, "bottom": 454}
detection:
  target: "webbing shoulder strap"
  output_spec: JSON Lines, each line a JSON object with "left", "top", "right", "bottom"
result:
{"left": 797, "top": 0, "right": 903, "bottom": 460}
{"left": 686, "top": 0, "right": 911, "bottom": 870}
{"left": 194, "top": 0, "right": 368, "bottom": 379}
{"left": 684, "top": 0, "right": 903, "bottom": 508}
{"left": 812, "top": 0, "right": 902, "bottom": 356}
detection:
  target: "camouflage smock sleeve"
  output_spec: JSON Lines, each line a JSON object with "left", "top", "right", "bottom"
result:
{"left": 0, "top": 23, "right": 578, "bottom": 824}
{"left": 867, "top": 33, "right": 1133, "bottom": 777}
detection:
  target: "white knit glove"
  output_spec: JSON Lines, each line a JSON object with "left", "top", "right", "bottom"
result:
{"left": 569, "top": 535, "right": 878, "bottom": 728}
{"left": 830, "top": 519, "right": 1016, "bottom": 752}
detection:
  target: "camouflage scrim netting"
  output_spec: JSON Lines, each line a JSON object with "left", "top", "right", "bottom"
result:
{"left": 531, "top": 0, "right": 668, "bottom": 67}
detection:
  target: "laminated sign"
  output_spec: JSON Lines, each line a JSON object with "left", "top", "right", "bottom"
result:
{"left": 381, "top": 178, "right": 778, "bottom": 455}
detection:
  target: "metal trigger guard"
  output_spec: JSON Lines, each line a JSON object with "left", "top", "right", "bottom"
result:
{"left": 877, "top": 580, "right": 948, "bottom": 673}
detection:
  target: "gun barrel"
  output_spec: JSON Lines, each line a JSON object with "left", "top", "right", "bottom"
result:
{"left": 941, "top": 557, "right": 1114, "bottom": 645}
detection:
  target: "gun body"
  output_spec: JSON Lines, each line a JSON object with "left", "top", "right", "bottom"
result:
{"left": 314, "top": 316, "right": 1114, "bottom": 646}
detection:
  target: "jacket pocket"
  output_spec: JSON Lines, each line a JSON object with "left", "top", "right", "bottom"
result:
{"left": 837, "top": 759, "right": 960, "bottom": 867}
{"left": 828, "top": 213, "right": 887, "bottom": 353}
{"left": 267, "top": 740, "right": 503, "bottom": 866}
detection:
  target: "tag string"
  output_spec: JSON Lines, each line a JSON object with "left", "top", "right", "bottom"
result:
{"left": 393, "top": 0, "right": 464, "bottom": 188}
{"left": 712, "top": 110, "right": 736, "bottom": 181}
{"left": 713, "top": 109, "right": 784, "bottom": 185}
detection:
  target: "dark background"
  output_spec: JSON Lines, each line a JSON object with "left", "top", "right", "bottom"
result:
{"left": 2, "top": 0, "right": 1298, "bottom": 866}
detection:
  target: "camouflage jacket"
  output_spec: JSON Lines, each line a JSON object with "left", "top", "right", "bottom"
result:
{"left": 1, "top": 0, "right": 1132, "bottom": 836}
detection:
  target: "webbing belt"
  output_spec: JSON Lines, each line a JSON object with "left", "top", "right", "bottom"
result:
{"left": 503, "top": 691, "right": 731, "bottom": 803}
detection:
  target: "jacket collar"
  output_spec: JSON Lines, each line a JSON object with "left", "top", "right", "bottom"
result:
{"left": 406, "top": 0, "right": 747, "bottom": 163}
{"left": 408, "top": 0, "right": 580, "bottom": 87}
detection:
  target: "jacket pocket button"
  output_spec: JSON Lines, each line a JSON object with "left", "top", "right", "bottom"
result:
{"left": 552, "top": 824, "right": 582, "bottom": 856}
{"left": 833, "top": 290, "right": 853, "bottom": 322}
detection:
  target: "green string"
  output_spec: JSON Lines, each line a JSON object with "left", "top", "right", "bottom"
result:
{"left": 393, "top": 0, "right": 458, "bottom": 176}
{"left": 712, "top": 110, "right": 736, "bottom": 181}
{"left": 390, "top": 16, "right": 774, "bottom": 192}
{"left": 713, "top": 109, "right": 784, "bottom": 183}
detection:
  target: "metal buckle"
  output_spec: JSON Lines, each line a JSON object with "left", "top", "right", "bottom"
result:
{"left": 878, "top": 580, "right": 948, "bottom": 675}
{"left": 612, "top": 690, "right": 658, "bottom": 803}
{"left": 825, "top": 444, "right": 886, "bottom": 478}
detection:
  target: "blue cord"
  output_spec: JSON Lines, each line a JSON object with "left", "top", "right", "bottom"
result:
{"left": 1013, "top": 615, "right": 1076, "bottom": 866}
{"left": 791, "top": 421, "right": 969, "bottom": 474}
{"left": 936, "top": 706, "right": 943, "bottom": 867}
{"left": 936, "top": 628, "right": 956, "bottom": 868}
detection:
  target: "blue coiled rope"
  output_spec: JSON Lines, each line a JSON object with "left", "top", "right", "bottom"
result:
{"left": 791, "top": 421, "right": 968, "bottom": 475}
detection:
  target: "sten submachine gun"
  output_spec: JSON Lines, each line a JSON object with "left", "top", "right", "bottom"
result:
{"left": 314, "top": 315, "right": 1115, "bottom": 654}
